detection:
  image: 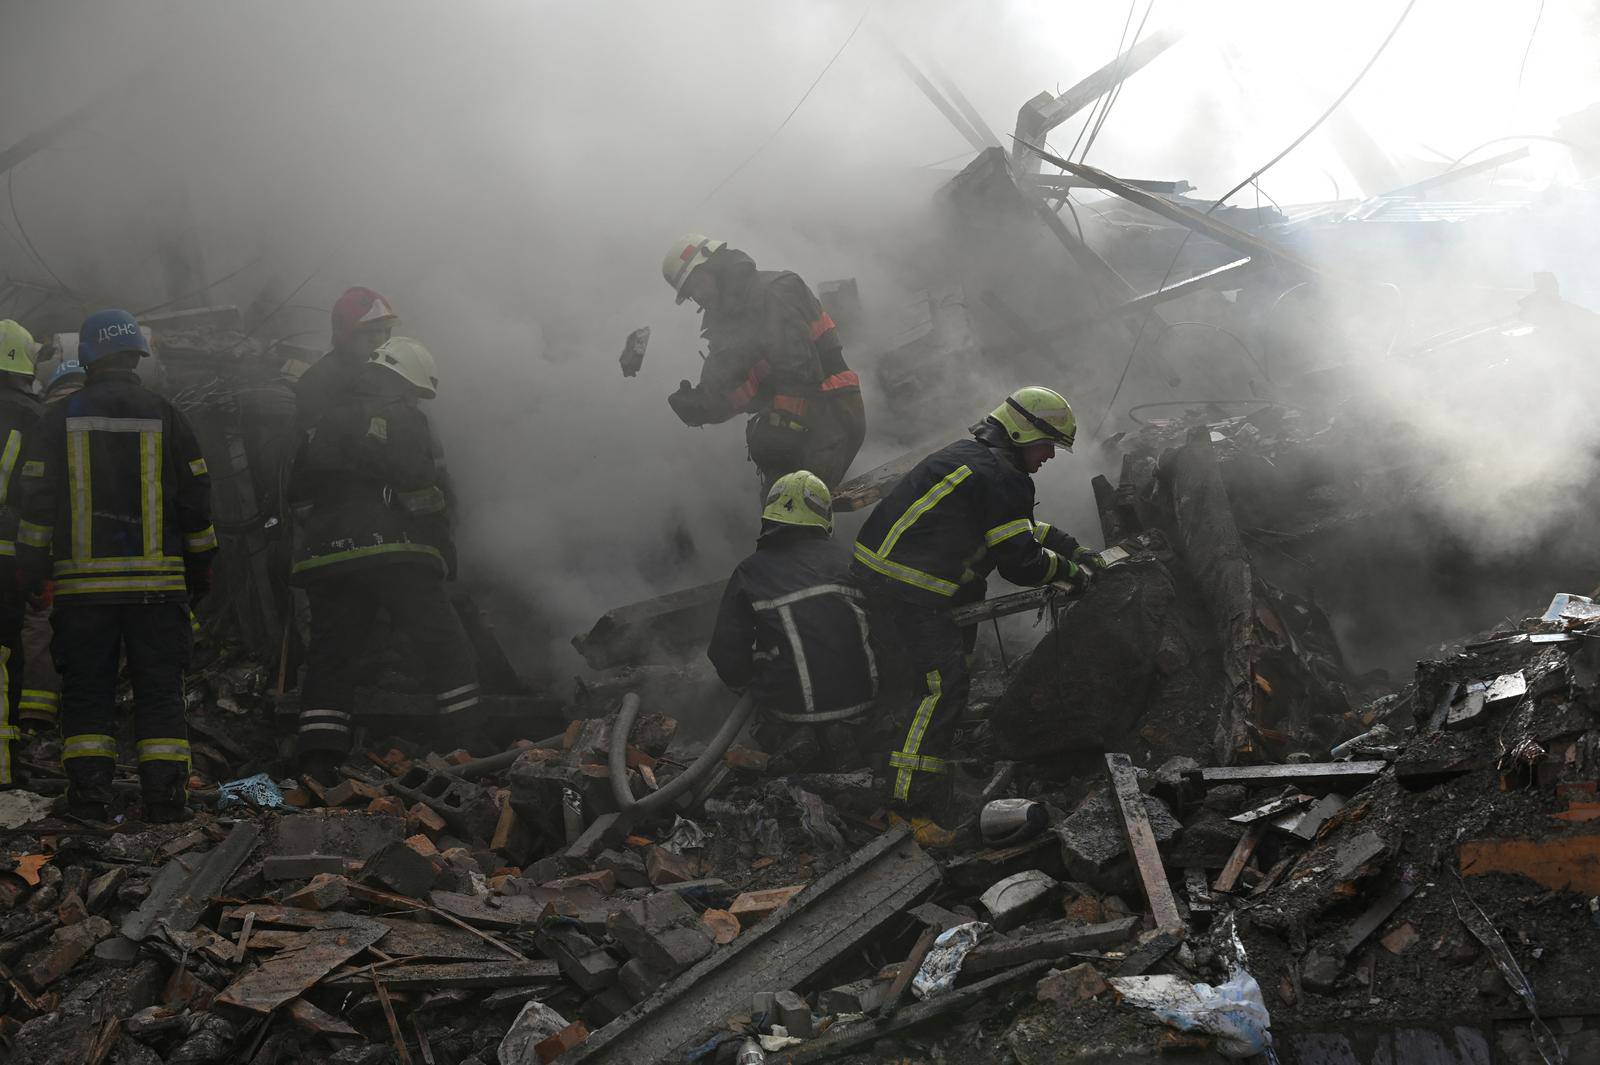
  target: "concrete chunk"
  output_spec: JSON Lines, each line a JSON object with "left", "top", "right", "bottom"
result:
{"left": 818, "top": 978, "right": 888, "bottom": 1016}
{"left": 978, "top": 870, "right": 1059, "bottom": 932}
{"left": 773, "top": 989, "right": 813, "bottom": 1039}
{"left": 358, "top": 840, "right": 439, "bottom": 898}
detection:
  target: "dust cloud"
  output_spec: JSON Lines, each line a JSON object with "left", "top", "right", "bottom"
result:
{"left": 5, "top": 0, "right": 1600, "bottom": 673}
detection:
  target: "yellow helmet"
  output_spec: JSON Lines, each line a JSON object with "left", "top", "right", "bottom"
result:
{"left": 662, "top": 234, "right": 726, "bottom": 304}
{"left": 0, "top": 320, "right": 37, "bottom": 379}
{"left": 990, "top": 386, "right": 1076, "bottom": 451}
{"left": 761, "top": 470, "right": 833, "bottom": 534}
{"left": 372, "top": 337, "right": 439, "bottom": 398}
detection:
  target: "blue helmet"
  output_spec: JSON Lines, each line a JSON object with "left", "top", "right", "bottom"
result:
{"left": 77, "top": 308, "right": 150, "bottom": 366}
{"left": 47, "top": 358, "right": 86, "bottom": 393}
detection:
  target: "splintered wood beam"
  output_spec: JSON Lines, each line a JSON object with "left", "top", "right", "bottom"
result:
{"left": 1104, "top": 753, "right": 1184, "bottom": 932}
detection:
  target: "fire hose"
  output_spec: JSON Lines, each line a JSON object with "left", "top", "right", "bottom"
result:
{"left": 608, "top": 691, "right": 755, "bottom": 814}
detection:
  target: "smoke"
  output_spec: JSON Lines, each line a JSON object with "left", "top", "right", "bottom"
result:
{"left": 6, "top": 0, "right": 1600, "bottom": 676}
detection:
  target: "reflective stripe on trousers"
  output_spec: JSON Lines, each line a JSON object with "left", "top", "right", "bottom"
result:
{"left": 890, "top": 669, "right": 948, "bottom": 801}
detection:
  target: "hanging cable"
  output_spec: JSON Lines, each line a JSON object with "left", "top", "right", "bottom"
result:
{"left": 134, "top": 254, "right": 265, "bottom": 317}
{"left": 7, "top": 170, "right": 85, "bottom": 305}
{"left": 696, "top": 2, "right": 872, "bottom": 207}
{"left": 1079, "top": 0, "right": 1157, "bottom": 163}
{"left": 1090, "top": 0, "right": 1420, "bottom": 439}
{"left": 1516, "top": 0, "right": 1546, "bottom": 92}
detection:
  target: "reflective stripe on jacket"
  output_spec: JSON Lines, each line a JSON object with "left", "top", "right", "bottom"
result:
{"left": 0, "top": 385, "right": 42, "bottom": 565}
{"left": 851, "top": 436, "right": 1080, "bottom": 606}
{"left": 708, "top": 530, "right": 877, "bottom": 723}
{"left": 17, "top": 369, "right": 215, "bottom": 603}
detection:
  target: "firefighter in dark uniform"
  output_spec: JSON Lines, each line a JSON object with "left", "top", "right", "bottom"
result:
{"left": 288, "top": 336, "right": 478, "bottom": 783}
{"left": 0, "top": 321, "right": 43, "bottom": 788}
{"left": 852, "top": 387, "right": 1104, "bottom": 819}
{"left": 295, "top": 286, "right": 399, "bottom": 436}
{"left": 708, "top": 470, "right": 878, "bottom": 771}
{"left": 14, "top": 360, "right": 85, "bottom": 745}
{"left": 17, "top": 309, "right": 218, "bottom": 821}
{"left": 662, "top": 236, "right": 866, "bottom": 493}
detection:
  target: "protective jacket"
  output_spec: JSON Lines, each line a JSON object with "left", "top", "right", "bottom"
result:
{"left": 0, "top": 383, "right": 42, "bottom": 568}
{"left": 709, "top": 527, "right": 877, "bottom": 723}
{"left": 289, "top": 364, "right": 452, "bottom": 583}
{"left": 852, "top": 423, "right": 1081, "bottom": 606}
{"left": 17, "top": 369, "right": 216, "bottom": 603}
{"left": 294, "top": 349, "right": 369, "bottom": 437}
{"left": 669, "top": 249, "right": 861, "bottom": 480}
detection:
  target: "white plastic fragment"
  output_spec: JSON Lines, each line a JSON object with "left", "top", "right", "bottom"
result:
{"left": 910, "top": 920, "right": 988, "bottom": 1001}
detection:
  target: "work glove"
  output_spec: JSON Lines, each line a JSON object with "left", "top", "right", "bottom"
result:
{"left": 1073, "top": 545, "right": 1108, "bottom": 572}
{"left": 668, "top": 380, "right": 706, "bottom": 427}
{"left": 1052, "top": 558, "right": 1095, "bottom": 594}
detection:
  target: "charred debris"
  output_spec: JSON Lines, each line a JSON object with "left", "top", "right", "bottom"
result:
{"left": 6, "top": 34, "right": 1600, "bottom": 1065}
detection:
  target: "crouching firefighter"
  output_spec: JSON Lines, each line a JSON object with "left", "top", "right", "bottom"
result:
{"left": 662, "top": 236, "right": 866, "bottom": 494}
{"left": 288, "top": 337, "right": 479, "bottom": 784}
{"left": 708, "top": 471, "right": 878, "bottom": 771}
{"left": 17, "top": 310, "right": 218, "bottom": 821}
{"left": 851, "top": 387, "right": 1106, "bottom": 819}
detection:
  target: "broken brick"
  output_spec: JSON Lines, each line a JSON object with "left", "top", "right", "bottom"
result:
{"left": 1381, "top": 922, "right": 1420, "bottom": 955}
{"left": 644, "top": 847, "right": 702, "bottom": 887}
{"left": 284, "top": 874, "right": 351, "bottom": 912}
{"left": 728, "top": 885, "right": 806, "bottom": 928}
{"left": 408, "top": 803, "right": 448, "bottom": 837}
{"left": 325, "top": 778, "right": 385, "bottom": 806}
{"left": 701, "top": 908, "right": 740, "bottom": 945}
{"left": 404, "top": 833, "right": 441, "bottom": 859}
{"left": 366, "top": 795, "right": 407, "bottom": 818}
{"left": 535, "top": 1020, "right": 589, "bottom": 1063}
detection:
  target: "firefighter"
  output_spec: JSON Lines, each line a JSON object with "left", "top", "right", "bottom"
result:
{"left": 708, "top": 470, "right": 878, "bottom": 771}
{"left": 851, "top": 386, "right": 1104, "bottom": 819}
{"left": 0, "top": 321, "right": 42, "bottom": 788}
{"left": 15, "top": 360, "right": 87, "bottom": 743}
{"left": 288, "top": 336, "right": 478, "bottom": 783}
{"left": 295, "top": 286, "right": 398, "bottom": 436}
{"left": 661, "top": 236, "right": 866, "bottom": 493}
{"left": 17, "top": 310, "right": 217, "bottom": 821}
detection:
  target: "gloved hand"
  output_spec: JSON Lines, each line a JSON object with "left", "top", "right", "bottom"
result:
{"left": 1073, "top": 545, "right": 1108, "bottom": 572}
{"left": 667, "top": 380, "right": 706, "bottom": 427}
{"left": 186, "top": 560, "right": 212, "bottom": 606}
{"left": 1053, "top": 558, "right": 1095, "bottom": 594}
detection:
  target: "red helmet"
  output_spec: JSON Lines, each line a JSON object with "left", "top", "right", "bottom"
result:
{"left": 331, "top": 286, "right": 398, "bottom": 345}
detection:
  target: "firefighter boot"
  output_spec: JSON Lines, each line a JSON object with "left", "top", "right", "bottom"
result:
{"left": 140, "top": 760, "right": 193, "bottom": 823}
{"left": 63, "top": 756, "right": 114, "bottom": 823}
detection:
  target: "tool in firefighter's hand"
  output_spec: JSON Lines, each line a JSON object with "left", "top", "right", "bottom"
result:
{"left": 951, "top": 543, "right": 1135, "bottom": 628}
{"left": 619, "top": 326, "right": 650, "bottom": 378}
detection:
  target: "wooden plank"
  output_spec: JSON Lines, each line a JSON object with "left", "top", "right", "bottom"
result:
{"left": 222, "top": 904, "right": 510, "bottom": 962}
{"left": 1104, "top": 753, "right": 1183, "bottom": 932}
{"left": 879, "top": 925, "right": 938, "bottom": 1020}
{"left": 963, "top": 917, "right": 1138, "bottom": 974}
{"left": 287, "top": 997, "right": 358, "bottom": 1037}
{"left": 1212, "top": 824, "right": 1265, "bottom": 894}
{"left": 1190, "top": 762, "right": 1388, "bottom": 788}
{"left": 215, "top": 918, "right": 387, "bottom": 1013}
{"left": 372, "top": 972, "right": 415, "bottom": 1065}
{"left": 322, "top": 960, "right": 559, "bottom": 992}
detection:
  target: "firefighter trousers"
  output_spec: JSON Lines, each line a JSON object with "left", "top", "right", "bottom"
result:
{"left": 298, "top": 566, "right": 479, "bottom": 760}
{"left": 0, "top": 591, "right": 23, "bottom": 787}
{"left": 866, "top": 591, "right": 976, "bottom": 813}
{"left": 54, "top": 601, "right": 193, "bottom": 809}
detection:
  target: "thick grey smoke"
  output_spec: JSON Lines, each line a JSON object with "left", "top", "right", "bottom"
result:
{"left": 5, "top": 0, "right": 1600, "bottom": 677}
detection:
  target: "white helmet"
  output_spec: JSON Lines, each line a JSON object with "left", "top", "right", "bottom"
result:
{"left": 662, "top": 234, "right": 726, "bottom": 303}
{"left": 372, "top": 336, "right": 439, "bottom": 398}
